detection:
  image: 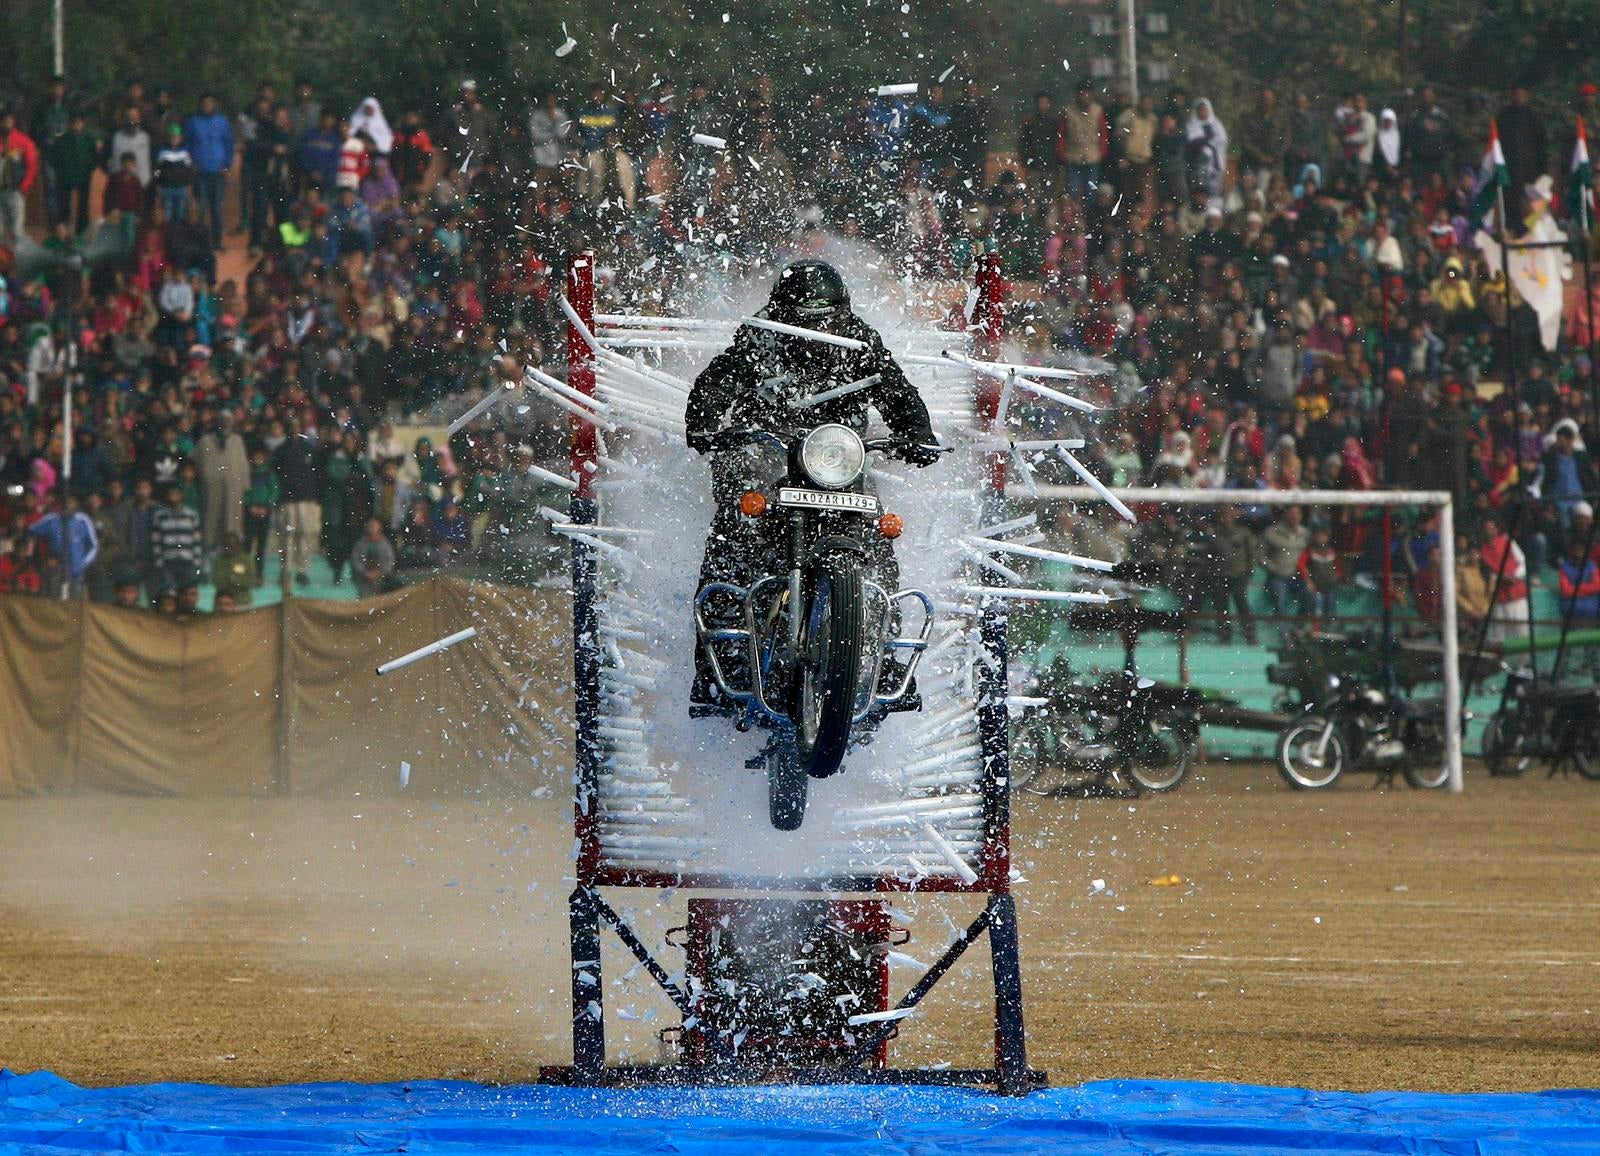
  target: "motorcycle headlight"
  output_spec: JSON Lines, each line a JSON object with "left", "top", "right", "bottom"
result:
{"left": 799, "top": 423, "right": 865, "bottom": 489}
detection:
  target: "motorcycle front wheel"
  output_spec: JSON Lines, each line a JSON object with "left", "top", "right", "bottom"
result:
{"left": 1482, "top": 715, "right": 1531, "bottom": 777}
{"left": 1276, "top": 718, "right": 1346, "bottom": 789}
{"left": 1402, "top": 721, "right": 1450, "bottom": 789}
{"left": 794, "top": 553, "right": 867, "bottom": 781}
{"left": 768, "top": 735, "right": 809, "bottom": 831}
{"left": 1126, "top": 709, "right": 1198, "bottom": 793}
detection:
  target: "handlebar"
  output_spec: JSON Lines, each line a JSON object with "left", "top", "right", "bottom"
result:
{"left": 694, "top": 428, "right": 951, "bottom": 462}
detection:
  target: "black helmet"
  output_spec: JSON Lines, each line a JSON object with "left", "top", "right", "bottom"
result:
{"left": 767, "top": 260, "right": 850, "bottom": 327}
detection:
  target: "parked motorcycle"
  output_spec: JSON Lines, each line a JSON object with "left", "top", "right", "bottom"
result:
{"left": 1275, "top": 673, "right": 1453, "bottom": 790}
{"left": 692, "top": 424, "right": 944, "bottom": 829}
{"left": 1481, "top": 667, "right": 1600, "bottom": 780}
{"left": 1013, "top": 668, "right": 1202, "bottom": 797}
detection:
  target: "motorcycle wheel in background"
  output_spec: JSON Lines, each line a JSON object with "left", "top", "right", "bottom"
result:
{"left": 1127, "top": 709, "right": 1198, "bottom": 793}
{"left": 1010, "top": 718, "right": 1059, "bottom": 796}
{"left": 1481, "top": 715, "right": 1531, "bottom": 777}
{"left": 1276, "top": 717, "right": 1347, "bottom": 789}
{"left": 1402, "top": 720, "right": 1451, "bottom": 789}
{"left": 793, "top": 553, "right": 866, "bottom": 785}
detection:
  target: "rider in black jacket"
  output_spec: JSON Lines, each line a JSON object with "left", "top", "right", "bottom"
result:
{"left": 686, "top": 260, "right": 941, "bottom": 704}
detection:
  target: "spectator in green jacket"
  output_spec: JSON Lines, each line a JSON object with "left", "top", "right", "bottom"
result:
{"left": 47, "top": 112, "right": 99, "bottom": 235}
{"left": 243, "top": 446, "right": 278, "bottom": 576}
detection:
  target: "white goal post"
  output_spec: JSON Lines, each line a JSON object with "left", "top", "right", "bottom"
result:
{"left": 1029, "top": 485, "right": 1463, "bottom": 794}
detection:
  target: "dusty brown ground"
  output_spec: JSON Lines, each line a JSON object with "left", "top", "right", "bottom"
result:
{"left": 1, "top": 766, "right": 1596, "bottom": 1093}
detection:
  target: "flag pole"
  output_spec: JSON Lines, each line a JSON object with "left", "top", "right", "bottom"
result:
{"left": 1468, "top": 165, "right": 1533, "bottom": 695}
{"left": 1498, "top": 174, "right": 1538, "bottom": 682}
{"left": 1555, "top": 132, "right": 1599, "bottom": 680}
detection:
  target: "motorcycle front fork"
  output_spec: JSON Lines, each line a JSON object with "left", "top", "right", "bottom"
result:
{"left": 1313, "top": 719, "right": 1336, "bottom": 760}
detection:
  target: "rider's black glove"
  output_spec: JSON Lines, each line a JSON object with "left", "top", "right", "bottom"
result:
{"left": 902, "top": 435, "right": 944, "bottom": 467}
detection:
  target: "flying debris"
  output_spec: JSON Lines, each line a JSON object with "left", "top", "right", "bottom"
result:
{"left": 555, "top": 22, "right": 578, "bottom": 56}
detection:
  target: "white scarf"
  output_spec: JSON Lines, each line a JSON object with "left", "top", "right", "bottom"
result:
{"left": 349, "top": 98, "right": 394, "bottom": 154}
{"left": 1377, "top": 110, "right": 1401, "bottom": 167}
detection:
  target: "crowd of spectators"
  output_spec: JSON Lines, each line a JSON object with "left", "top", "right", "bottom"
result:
{"left": 0, "top": 66, "right": 1598, "bottom": 638}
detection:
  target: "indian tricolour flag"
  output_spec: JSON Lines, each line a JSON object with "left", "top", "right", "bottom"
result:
{"left": 1571, "top": 117, "right": 1594, "bottom": 230}
{"left": 1471, "top": 120, "right": 1509, "bottom": 225}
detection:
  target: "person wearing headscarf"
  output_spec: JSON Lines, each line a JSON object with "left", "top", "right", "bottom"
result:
{"left": 348, "top": 98, "right": 394, "bottom": 156}
{"left": 1375, "top": 108, "right": 1402, "bottom": 184}
{"left": 1184, "top": 98, "right": 1228, "bottom": 208}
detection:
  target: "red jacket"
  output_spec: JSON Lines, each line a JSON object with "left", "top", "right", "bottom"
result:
{"left": 0, "top": 128, "right": 40, "bottom": 193}
{"left": 1481, "top": 534, "right": 1528, "bottom": 604}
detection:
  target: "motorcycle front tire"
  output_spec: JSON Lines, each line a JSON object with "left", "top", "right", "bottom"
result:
{"left": 1276, "top": 718, "right": 1347, "bottom": 789}
{"left": 1126, "top": 710, "right": 1198, "bottom": 793}
{"left": 768, "top": 735, "right": 809, "bottom": 831}
{"left": 1482, "top": 715, "right": 1529, "bottom": 777}
{"left": 794, "top": 552, "right": 867, "bottom": 782}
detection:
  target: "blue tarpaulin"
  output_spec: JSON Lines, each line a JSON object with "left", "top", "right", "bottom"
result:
{"left": 2, "top": 1069, "right": 1598, "bottom": 1155}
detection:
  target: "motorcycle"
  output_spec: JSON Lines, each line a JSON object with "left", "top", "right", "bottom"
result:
{"left": 1013, "top": 669, "right": 1202, "bottom": 798}
{"left": 1481, "top": 667, "right": 1600, "bottom": 780}
{"left": 1275, "top": 672, "right": 1453, "bottom": 790}
{"left": 692, "top": 424, "right": 944, "bottom": 830}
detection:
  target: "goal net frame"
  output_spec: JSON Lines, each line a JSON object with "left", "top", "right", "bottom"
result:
{"left": 1029, "top": 484, "right": 1465, "bottom": 794}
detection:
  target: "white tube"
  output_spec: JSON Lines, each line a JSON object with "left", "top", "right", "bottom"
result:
{"left": 791, "top": 374, "right": 882, "bottom": 410}
{"left": 940, "top": 349, "right": 1107, "bottom": 381}
{"left": 1058, "top": 449, "right": 1137, "bottom": 523}
{"left": 524, "top": 378, "right": 617, "bottom": 431}
{"left": 1439, "top": 497, "right": 1463, "bottom": 794}
{"left": 740, "top": 315, "right": 866, "bottom": 350}
{"left": 876, "top": 83, "right": 919, "bottom": 96}
{"left": 967, "top": 536, "right": 1117, "bottom": 572}
{"left": 557, "top": 294, "right": 603, "bottom": 353}
{"left": 977, "top": 512, "right": 1039, "bottom": 538}
{"left": 691, "top": 132, "right": 727, "bottom": 149}
{"left": 961, "top": 544, "right": 1025, "bottom": 583}
{"left": 957, "top": 584, "right": 1115, "bottom": 605}
{"left": 920, "top": 822, "right": 980, "bottom": 885}
{"left": 847, "top": 1007, "right": 915, "bottom": 1027}
{"left": 376, "top": 627, "right": 478, "bottom": 676}
{"left": 529, "top": 366, "right": 613, "bottom": 413}
{"left": 594, "top": 314, "right": 734, "bottom": 330}
{"left": 1008, "top": 374, "right": 1101, "bottom": 414}
{"left": 526, "top": 462, "right": 579, "bottom": 491}
{"left": 448, "top": 382, "right": 520, "bottom": 436}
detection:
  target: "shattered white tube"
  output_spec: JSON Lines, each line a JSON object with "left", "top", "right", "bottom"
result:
{"left": 376, "top": 627, "right": 478, "bottom": 676}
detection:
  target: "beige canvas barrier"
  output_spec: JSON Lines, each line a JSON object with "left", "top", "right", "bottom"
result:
{"left": 0, "top": 578, "right": 573, "bottom": 797}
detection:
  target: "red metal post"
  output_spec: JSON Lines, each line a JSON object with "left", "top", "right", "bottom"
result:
{"left": 567, "top": 251, "right": 602, "bottom": 889}
{"left": 567, "top": 251, "right": 598, "bottom": 500}
{"left": 972, "top": 253, "right": 1012, "bottom": 896}
{"left": 973, "top": 252, "right": 1008, "bottom": 494}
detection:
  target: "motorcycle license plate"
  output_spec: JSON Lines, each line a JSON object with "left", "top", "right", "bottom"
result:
{"left": 776, "top": 487, "right": 880, "bottom": 514}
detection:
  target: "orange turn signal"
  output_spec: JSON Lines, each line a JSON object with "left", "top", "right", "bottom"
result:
{"left": 877, "top": 512, "right": 904, "bottom": 539}
{"left": 739, "top": 490, "right": 768, "bottom": 517}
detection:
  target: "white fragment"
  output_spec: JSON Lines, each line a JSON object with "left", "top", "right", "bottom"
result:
{"left": 399, "top": 761, "right": 411, "bottom": 788}
{"left": 938, "top": 64, "right": 956, "bottom": 83}
{"left": 846, "top": 1007, "right": 915, "bottom": 1026}
{"left": 692, "top": 132, "right": 727, "bottom": 150}
{"left": 877, "top": 83, "right": 918, "bottom": 97}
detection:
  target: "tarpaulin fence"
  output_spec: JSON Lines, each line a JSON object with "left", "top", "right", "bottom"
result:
{"left": 0, "top": 578, "right": 573, "bottom": 797}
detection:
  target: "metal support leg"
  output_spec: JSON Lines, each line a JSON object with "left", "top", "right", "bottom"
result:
{"left": 988, "top": 892, "right": 1030, "bottom": 1095}
{"left": 570, "top": 885, "right": 605, "bottom": 1081}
